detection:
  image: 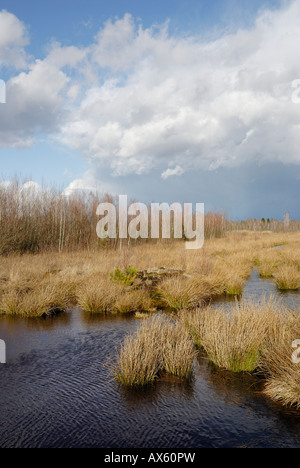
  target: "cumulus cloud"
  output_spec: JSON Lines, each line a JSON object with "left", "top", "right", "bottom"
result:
{"left": 63, "top": 170, "right": 118, "bottom": 197}
{"left": 19, "top": 181, "right": 43, "bottom": 197}
{"left": 58, "top": 1, "right": 300, "bottom": 178}
{"left": 0, "top": 39, "right": 88, "bottom": 147}
{"left": 0, "top": 10, "right": 29, "bottom": 69}
{"left": 161, "top": 165, "right": 184, "bottom": 180}
{"left": 0, "top": 60, "right": 69, "bottom": 147}
{"left": 2, "top": 2, "right": 300, "bottom": 181}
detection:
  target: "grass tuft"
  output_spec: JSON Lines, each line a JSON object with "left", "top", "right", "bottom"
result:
{"left": 114, "top": 315, "right": 196, "bottom": 387}
{"left": 274, "top": 265, "right": 300, "bottom": 291}
{"left": 261, "top": 316, "right": 300, "bottom": 409}
{"left": 182, "top": 297, "right": 282, "bottom": 373}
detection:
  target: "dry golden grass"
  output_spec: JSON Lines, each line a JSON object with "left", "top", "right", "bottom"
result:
{"left": 258, "top": 263, "right": 276, "bottom": 279}
{"left": 261, "top": 315, "right": 300, "bottom": 409}
{"left": 0, "top": 231, "right": 299, "bottom": 317}
{"left": 182, "top": 292, "right": 300, "bottom": 409}
{"left": 114, "top": 289, "right": 153, "bottom": 314}
{"left": 2, "top": 230, "right": 300, "bottom": 409}
{"left": 0, "top": 290, "right": 21, "bottom": 316}
{"left": 114, "top": 315, "right": 196, "bottom": 387}
{"left": 208, "top": 252, "right": 253, "bottom": 297}
{"left": 274, "top": 266, "right": 300, "bottom": 291}
{"left": 77, "top": 275, "right": 122, "bottom": 314}
{"left": 182, "top": 296, "right": 283, "bottom": 373}
{"left": 264, "top": 378, "right": 300, "bottom": 409}
{"left": 162, "top": 319, "right": 196, "bottom": 379}
{"left": 155, "top": 277, "right": 207, "bottom": 311}
{"left": 21, "top": 283, "right": 71, "bottom": 317}
{"left": 114, "top": 319, "right": 161, "bottom": 388}
{"left": 0, "top": 272, "right": 78, "bottom": 317}
{"left": 256, "top": 240, "right": 300, "bottom": 289}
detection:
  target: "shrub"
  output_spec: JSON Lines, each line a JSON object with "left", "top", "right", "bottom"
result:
{"left": 110, "top": 266, "right": 137, "bottom": 286}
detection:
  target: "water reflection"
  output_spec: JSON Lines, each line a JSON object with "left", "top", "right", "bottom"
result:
{"left": 82, "top": 311, "right": 136, "bottom": 325}
{"left": 120, "top": 375, "right": 195, "bottom": 410}
{"left": 214, "top": 268, "right": 300, "bottom": 311}
{"left": 0, "top": 310, "right": 71, "bottom": 330}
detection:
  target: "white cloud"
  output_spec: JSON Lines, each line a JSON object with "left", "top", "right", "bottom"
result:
{"left": 161, "top": 165, "right": 184, "bottom": 180}
{"left": 0, "top": 10, "right": 29, "bottom": 69}
{"left": 46, "top": 43, "right": 87, "bottom": 69}
{"left": 0, "top": 180, "right": 13, "bottom": 189}
{"left": 91, "top": 13, "right": 169, "bottom": 73}
{"left": 58, "top": 2, "right": 300, "bottom": 178}
{"left": 0, "top": 41, "right": 88, "bottom": 147}
{"left": 63, "top": 170, "right": 117, "bottom": 197}
{"left": 20, "top": 181, "right": 42, "bottom": 195}
{"left": 0, "top": 59, "right": 70, "bottom": 147}
{"left": 2, "top": 2, "right": 300, "bottom": 182}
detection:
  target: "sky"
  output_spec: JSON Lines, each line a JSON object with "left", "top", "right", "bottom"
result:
{"left": 0, "top": 0, "right": 299, "bottom": 220}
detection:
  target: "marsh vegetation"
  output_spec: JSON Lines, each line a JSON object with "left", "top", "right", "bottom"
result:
{"left": 1, "top": 183, "right": 300, "bottom": 412}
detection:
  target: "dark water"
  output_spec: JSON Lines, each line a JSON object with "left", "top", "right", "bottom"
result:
{"left": 1, "top": 272, "right": 300, "bottom": 448}
{"left": 214, "top": 268, "right": 300, "bottom": 312}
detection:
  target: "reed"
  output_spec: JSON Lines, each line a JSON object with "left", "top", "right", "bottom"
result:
{"left": 155, "top": 271, "right": 227, "bottom": 311}
{"left": 258, "top": 263, "right": 275, "bottom": 279}
{"left": 155, "top": 277, "right": 206, "bottom": 311}
{"left": 0, "top": 281, "right": 72, "bottom": 317}
{"left": 274, "top": 265, "right": 300, "bottom": 291}
{"left": 162, "top": 320, "right": 196, "bottom": 379}
{"left": 0, "top": 231, "right": 299, "bottom": 318}
{"left": 114, "top": 290, "right": 153, "bottom": 314}
{"left": 214, "top": 258, "right": 253, "bottom": 296}
{"left": 182, "top": 297, "right": 282, "bottom": 373}
{"left": 261, "top": 315, "right": 300, "bottom": 409}
{"left": 114, "top": 321, "right": 162, "bottom": 388}
{"left": 223, "top": 275, "right": 247, "bottom": 296}
{"left": 77, "top": 276, "right": 122, "bottom": 314}
{"left": 0, "top": 290, "right": 22, "bottom": 316}
{"left": 114, "top": 315, "right": 196, "bottom": 387}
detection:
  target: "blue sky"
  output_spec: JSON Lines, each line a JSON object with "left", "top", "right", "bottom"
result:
{"left": 2, "top": 0, "right": 282, "bottom": 46}
{"left": 0, "top": 0, "right": 299, "bottom": 220}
